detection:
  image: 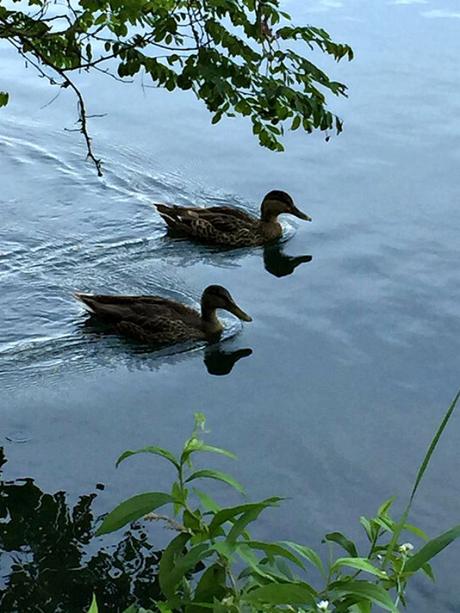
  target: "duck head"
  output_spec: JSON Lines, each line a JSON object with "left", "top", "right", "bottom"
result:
{"left": 201, "top": 285, "right": 252, "bottom": 333}
{"left": 260, "top": 190, "right": 312, "bottom": 223}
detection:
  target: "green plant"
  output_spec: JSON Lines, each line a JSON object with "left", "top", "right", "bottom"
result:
{"left": 92, "top": 391, "right": 459, "bottom": 612}
{"left": 0, "top": 1, "right": 353, "bottom": 174}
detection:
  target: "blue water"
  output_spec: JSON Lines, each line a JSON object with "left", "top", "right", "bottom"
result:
{"left": 1, "top": 1, "right": 460, "bottom": 610}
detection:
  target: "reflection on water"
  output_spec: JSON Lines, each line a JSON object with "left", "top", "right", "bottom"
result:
{"left": 80, "top": 317, "right": 253, "bottom": 377}
{"left": 0, "top": 312, "right": 251, "bottom": 389}
{"left": 158, "top": 221, "right": 307, "bottom": 278}
{"left": 0, "top": 449, "right": 162, "bottom": 613}
{"left": 263, "top": 243, "right": 313, "bottom": 278}
{"left": 204, "top": 345, "right": 253, "bottom": 376}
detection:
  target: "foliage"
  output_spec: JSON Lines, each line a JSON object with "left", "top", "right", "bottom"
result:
{"left": 91, "top": 392, "right": 459, "bottom": 612}
{"left": 0, "top": 0, "right": 353, "bottom": 173}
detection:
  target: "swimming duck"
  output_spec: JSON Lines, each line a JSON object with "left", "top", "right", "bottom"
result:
{"left": 74, "top": 285, "right": 252, "bottom": 345}
{"left": 155, "top": 190, "right": 311, "bottom": 247}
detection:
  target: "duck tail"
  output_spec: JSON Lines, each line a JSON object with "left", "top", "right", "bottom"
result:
{"left": 74, "top": 292, "right": 97, "bottom": 313}
{"left": 154, "top": 203, "right": 186, "bottom": 230}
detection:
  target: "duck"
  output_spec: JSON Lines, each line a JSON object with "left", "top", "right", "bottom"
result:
{"left": 155, "top": 190, "right": 311, "bottom": 247}
{"left": 74, "top": 285, "right": 252, "bottom": 345}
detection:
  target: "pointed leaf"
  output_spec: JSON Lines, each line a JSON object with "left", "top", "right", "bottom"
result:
{"left": 193, "top": 562, "right": 227, "bottom": 604}
{"left": 96, "top": 492, "right": 174, "bottom": 535}
{"left": 116, "top": 446, "right": 180, "bottom": 469}
{"left": 244, "top": 582, "right": 317, "bottom": 606}
{"left": 324, "top": 532, "right": 358, "bottom": 557}
{"left": 159, "top": 533, "right": 191, "bottom": 600}
{"left": 330, "top": 580, "right": 398, "bottom": 612}
{"left": 281, "top": 541, "right": 325, "bottom": 575}
{"left": 209, "top": 498, "right": 282, "bottom": 536}
{"left": 384, "top": 391, "right": 459, "bottom": 567}
{"left": 404, "top": 523, "right": 429, "bottom": 541}
{"left": 181, "top": 438, "right": 236, "bottom": 464}
{"left": 161, "top": 543, "right": 214, "bottom": 599}
{"left": 378, "top": 497, "right": 396, "bottom": 517}
{"left": 186, "top": 469, "right": 244, "bottom": 493}
{"left": 87, "top": 594, "right": 98, "bottom": 613}
{"left": 331, "top": 557, "right": 388, "bottom": 579}
{"left": 245, "top": 540, "right": 306, "bottom": 569}
{"left": 405, "top": 525, "right": 460, "bottom": 573}
{"left": 192, "top": 487, "right": 221, "bottom": 513}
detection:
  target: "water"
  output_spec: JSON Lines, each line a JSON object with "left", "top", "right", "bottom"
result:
{"left": 1, "top": 0, "right": 460, "bottom": 610}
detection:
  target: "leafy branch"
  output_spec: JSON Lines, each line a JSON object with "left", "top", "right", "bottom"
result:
{"left": 0, "top": 0, "right": 353, "bottom": 174}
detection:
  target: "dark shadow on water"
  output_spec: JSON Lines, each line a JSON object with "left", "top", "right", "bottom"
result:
{"left": 160, "top": 226, "right": 312, "bottom": 278}
{"left": 203, "top": 345, "right": 252, "bottom": 376}
{"left": 80, "top": 318, "right": 253, "bottom": 377}
{"left": 263, "top": 243, "right": 312, "bottom": 278}
{"left": 0, "top": 448, "right": 162, "bottom": 613}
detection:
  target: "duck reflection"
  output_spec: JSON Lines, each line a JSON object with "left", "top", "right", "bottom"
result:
{"left": 80, "top": 319, "right": 253, "bottom": 376}
{"left": 204, "top": 345, "right": 252, "bottom": 376}
{"left": 263, "top": 242, "right": 312, "bottom": 278}
{"left": 158, "top": 233, "right": 312, "bottom": 278}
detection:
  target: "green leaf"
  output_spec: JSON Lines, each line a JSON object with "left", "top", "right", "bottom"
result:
{"left": 192, "top": 487, "right": 221, "bottom": 513}
{"left": 360, "top": 516, "right": 375, "bottom": 541}
{"left": 409, "top": 391, "right": 460, "bottom": 504}
{"left": 87, "top": 594, "right": 98, "bottom": 613}
{"left": 404, "top": 525, "right": 460, "bottom": 573}
{"left": 244, "top": 582, "right": 317, "bottom": 606}
{"left": 181, "top": 439, "right": 236, "bottom": 464}
{"left": 280, "top": 541, "right": 325, "bottom": 575}
{"left": 378, "top": 497, "right": 396, "bottom": 517}
{"left": 161, "top": 543, "right": 214, "bottom": 600}
{"left": 0, "top": 92, "right": 9, "bottom": 107}
{"left": 384, "top": 390, "right": 460, "bottom": 566}
{"left": 331, "top": 557, "right": 389, "bottom": 579}
{"left": 330, "top": 580, "right": 398, "bottom": 612}
{"left": 237, "top": 544, "right": 275, "bottom": 580}
{"left": 96, "top": 492, "right": 174, "bottom": 535}
{"left": 159, "top": 533, "right": 191, "bottom": 600}
{"left": 193, "top": 562, "right": 227, "bottom": 604}
{"left": 421, "top": 562, "right": 435, "bottom": 582}
{"left": 291, "top": 115, "right": 301, "bottom": 130}
{"left": 349, "top": 602, "right": 372, "bottom": 613}
{"left": 116, "top": 446, "right": 180, "bottom": 470}
{"left": 245, "top": 540, "right": 306, "bottom": 569}
{"left": 404, "top": 522, "right": 429, "bottom": 541}
{"left": 324, "top": 532, "right": 358, "bottom": 557}
{"left": 185, "top": 469, "right": 244, "bottom": 493}
{"left": 208, "top": 498, "right": 282, "bottom": 536}
{"left": 183, "top": 509, "right": 202, "bottom": 532}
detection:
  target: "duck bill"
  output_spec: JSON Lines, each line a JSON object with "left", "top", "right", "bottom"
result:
{"left": 228, "top": 301, "right": 252, "bottom": 322}
{"left": 291, "top": 206, "right": 312, "bottom": 221}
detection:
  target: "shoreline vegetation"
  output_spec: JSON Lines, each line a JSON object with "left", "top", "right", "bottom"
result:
{"left": 3, "top": 393, "right": 458, "bottom": 612}
{"left": 89, "top": 391, "right": 460, "bottom": 612}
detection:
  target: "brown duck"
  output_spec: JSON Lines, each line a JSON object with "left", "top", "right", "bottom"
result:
{"left": 74, "top": 285, "right": 252, "bottom": 345}
{"left": 155, "top": 190, "right": 311, "bottom": 247}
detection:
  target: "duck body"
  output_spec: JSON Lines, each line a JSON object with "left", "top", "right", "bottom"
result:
{"left": 156, "top": 191, "right": 311, "bottom": 248}
{"left": 74, "top": 285, "right": 251, "bottom": 346}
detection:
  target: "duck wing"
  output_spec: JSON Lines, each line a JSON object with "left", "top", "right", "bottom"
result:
{"left": 155, "top": 204, "right": 258, "bottom": 244}
{"left": 74, "top": 293, "right": 199, "bottom": 322}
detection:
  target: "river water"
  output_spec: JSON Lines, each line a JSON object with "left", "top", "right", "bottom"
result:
{"left": 1, "top": 1, "right": 459, "bottom": 610}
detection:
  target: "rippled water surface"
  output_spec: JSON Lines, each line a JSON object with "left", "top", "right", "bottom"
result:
{"left": 1, "top": 1, "right": 460, "bottom": 610}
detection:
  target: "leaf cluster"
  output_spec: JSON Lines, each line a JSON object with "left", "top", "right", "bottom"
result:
{"left": 91, "top": 392, "right": 460, "bottom": 612}
{"left": 0, "top": 0, "right": 354, "bottom": 171}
